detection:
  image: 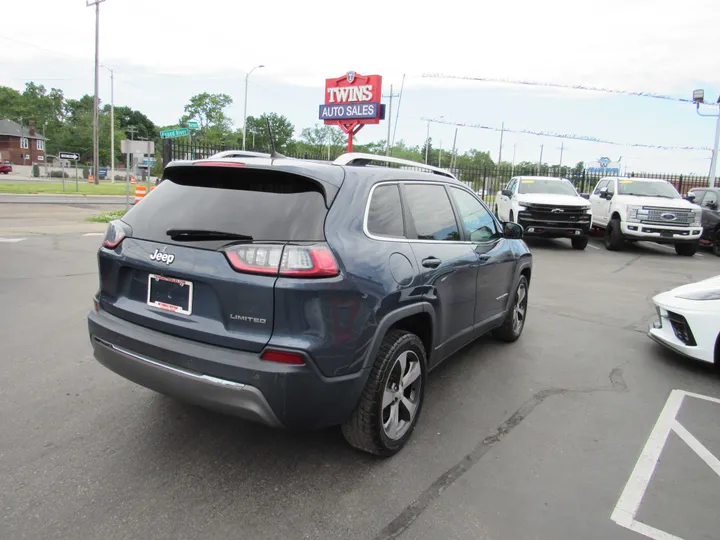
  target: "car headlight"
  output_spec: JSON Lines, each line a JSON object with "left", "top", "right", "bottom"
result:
{"left": 690, "top": 211, "right": 701, "bottom": 227}
{"left": 517, "top": 204, "right": 527, "bottom": 212}
{"left": 676, "top": 289, "right": 720, "bottom": 301}
{"left": 582, "top": 205, "right": 592, "bottom": 214}
{"left": 625, "top": 205, "right": 649, "bottom": 223}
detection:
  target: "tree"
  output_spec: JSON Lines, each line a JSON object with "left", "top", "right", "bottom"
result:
{"left": 245, "top": 113, "right": 295, "bottom": 152}
{"left": 180, "top": 93, "right": 233, "bottom": 133}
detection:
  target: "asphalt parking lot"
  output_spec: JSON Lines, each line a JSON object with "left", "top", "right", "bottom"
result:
{"left": 1, "top": 204, "right": 719, "bottom": 540}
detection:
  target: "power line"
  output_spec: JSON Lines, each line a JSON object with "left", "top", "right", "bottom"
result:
{"left": 422, "top": 73, "right": 716, "bottom": 106}
{"left": 421, "top": 117, "right": 712, "bottom": 152}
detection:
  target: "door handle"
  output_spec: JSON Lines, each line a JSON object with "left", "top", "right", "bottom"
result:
{"left": 422, "top": 257, "right": 442, "bottom": 269}
{"left": 477, "top": 254, "right": 491, "bottom": 262}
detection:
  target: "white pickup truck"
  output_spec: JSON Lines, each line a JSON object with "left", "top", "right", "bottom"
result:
{"left": 494, "top": 176, "right": 593, "bottom": 250}
{"left": 589, "top": 176, "right": 703, "bottom": 256}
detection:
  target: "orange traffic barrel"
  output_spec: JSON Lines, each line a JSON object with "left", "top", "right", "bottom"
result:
{"left": 130, "top": 176, "right": 136, "bottom": 184}
{"left": 134, "top": 185, "right": 147, "bottom": 204}
{"left": 88, "top": 174, "right": 94, "bottom": 183}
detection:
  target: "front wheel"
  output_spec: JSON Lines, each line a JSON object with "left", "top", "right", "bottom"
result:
{"left": 675, "top": 242, "right": 698, "bottom": 257}
{"left": 571, "top": 236, "right": 589, "bottom": 250}
{"left": 604, "top": 218, "right": 625, "bottom": 251}
{"left": 493, "top": 276, "right": 529, "bottom": 342}
{"left": 342, "top": 330, "right": 427, "bottom": 457}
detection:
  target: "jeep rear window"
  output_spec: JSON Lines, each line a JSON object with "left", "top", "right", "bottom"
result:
{"left": 123, "top": 167, "right": 329, "bottom": 245}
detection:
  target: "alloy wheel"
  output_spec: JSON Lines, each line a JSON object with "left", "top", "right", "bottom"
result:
{"left": 513, "top": 282, "right": 528, "bottom": 334}
{"left": 382, "top": 350, "right": 422, "bottom": 440}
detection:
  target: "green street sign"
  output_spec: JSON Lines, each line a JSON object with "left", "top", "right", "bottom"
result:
{"left": 187, "top": 121, "right": 199, "bottom": 130}
{"left": 160, "top": 128, "right": 189, "bottom": 139}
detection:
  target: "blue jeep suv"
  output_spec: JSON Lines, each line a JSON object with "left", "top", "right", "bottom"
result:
{"left": 88, "top": 152, "right": 532, "bottom": 456}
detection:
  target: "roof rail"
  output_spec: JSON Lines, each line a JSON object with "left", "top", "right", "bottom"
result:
{"left": 333, "top": 152, "right": 457, "bottom": 180}
{"left": 207, "top": 150, "right": 272, "bottom": 159}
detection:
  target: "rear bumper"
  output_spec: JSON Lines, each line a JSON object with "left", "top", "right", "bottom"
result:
{"left": 92, "top": 336, "right": 283, "bottom": 427}
{"left": 88, "top": 309, "right": 368, "bottom": 429}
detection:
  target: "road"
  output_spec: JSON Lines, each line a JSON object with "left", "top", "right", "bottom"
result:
{"left": 0, "top": 194, "right": 128, "bottom": 205}
{"left": 1, "top": 206, "right": 719, "bottom": 540}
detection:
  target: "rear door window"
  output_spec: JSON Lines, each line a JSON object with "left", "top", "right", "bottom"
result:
{"left": 124, "top": 167, "right": 330, "bottom": 246}
{"left": 367, "top": 184, "right": 405, "bottom": 238}
{"left": 403, "top": 184, "right": 460, "bottom": 241}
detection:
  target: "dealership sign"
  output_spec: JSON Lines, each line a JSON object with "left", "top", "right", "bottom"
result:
{"left": 586, "top": 156, "right": 621, "bottom": 175}
{"left": 319, "top": 71, "right": 384, "bottom": 151}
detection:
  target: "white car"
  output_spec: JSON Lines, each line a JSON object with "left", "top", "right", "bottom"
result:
{"left": 494, "top": 176, "right": 592, "bottom": 250}
{"left": 589, "top": 176, "right": 703, "bottom": 256}
{"left": 649, "top": 275, "right": 720, "bottom": 366}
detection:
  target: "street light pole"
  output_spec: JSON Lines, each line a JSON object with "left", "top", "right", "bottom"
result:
{"left": 242, "top": 64, "right": 264, "bottom": 150}
{"left": 102, "top": 66, "right": 115, "bottom": 182}
{"left": 87, "top": 0, "right": 105, "bottom": 185}
{"left": 692, "top": 89, "right": 720, "bottom": 188}
{"left": 425, "top": 119, "right": 431, "bottom": 164}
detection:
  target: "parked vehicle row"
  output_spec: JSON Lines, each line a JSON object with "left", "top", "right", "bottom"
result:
{"left": 496, "top": 175, "right": 717, "bottom": 257}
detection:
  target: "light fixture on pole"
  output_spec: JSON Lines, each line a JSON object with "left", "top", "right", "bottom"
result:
{"left": 692, "top": 89, "right": 720, "bottom": 187}
{"left": 87, "top": 0, "right": 106, "bottom": 185}
{"left": 242, "top": 65, "right": 264, "bottom": 151}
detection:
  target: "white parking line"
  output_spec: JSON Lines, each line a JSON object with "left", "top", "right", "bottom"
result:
{"left": 83, "top": 233, "right": 104, "bottom": 237}
{"left": 611, "top": 390, "right": 720, "bottom": 540}
{"left": 588, "top": 243, "right": 601, "bottom": 249}
{"left": 0, "top": 237, "right": 26, "bottom": 243}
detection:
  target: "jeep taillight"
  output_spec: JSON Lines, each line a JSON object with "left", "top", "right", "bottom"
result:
{"left": 223, "top": 244, "right": 339, "bottom": 277}
{"left": 102, "top": 220, "right": 129, "bottom": 249}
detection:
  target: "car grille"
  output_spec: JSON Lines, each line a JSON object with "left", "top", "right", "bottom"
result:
{"left": 667, "top": 311, "right": 696, "bottom": 346}
{"left": 519, "top": 204, "right": 590, "bottom": 224}
{"left": 641, "top": 207, "right": 695, "bottom": 226}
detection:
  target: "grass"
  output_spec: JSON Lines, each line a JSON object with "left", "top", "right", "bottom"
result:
{"left": 0, "top": 182, "right": 144, "bottom": 195}
{"left": 86, "top": 209, "right": 127, "bottom": 223}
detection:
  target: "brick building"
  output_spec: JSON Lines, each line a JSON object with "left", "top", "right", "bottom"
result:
{"left": 0, "top": 119, "right": 46, "bottom": 166}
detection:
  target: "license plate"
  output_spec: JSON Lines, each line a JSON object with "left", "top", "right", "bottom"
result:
{"left": 147, "top": 274, "right": 193, "bottom": 315}
{"left": 660, "top": 232, "right": 674, "bottom": 238}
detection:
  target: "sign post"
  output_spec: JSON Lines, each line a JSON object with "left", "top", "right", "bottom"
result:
{"left": 59, "top": 152, "right": 81, "bottom": 192}
{"left": 319, "top": 72, "right": 384, "bottom": 152}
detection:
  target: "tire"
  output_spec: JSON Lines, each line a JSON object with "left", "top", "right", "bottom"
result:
{"left": 674, "top": 242, "right": 698, "bottom": 257}
{"left": 509, "top": 210, "right": 515, "bottom": 223}
{"left": 571, "top": 236, "right": 589, "bottom": 250}
{"left": 713, "top": 229, "right": 720, "bottom": 257}
{"left": 341, "top": 330, "right": 427, "bottom": 457}
{"left": 604, "top": 218, "right": 624, "bottom": 251}
{"left": 493, "top": 275, "right": 529, "bottom": 342}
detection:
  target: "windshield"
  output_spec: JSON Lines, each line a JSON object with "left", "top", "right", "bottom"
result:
{"left": 517, "top": 179, "right": 577, "bottom": 196}
{"left": 617, "top": 180, "right": 681, "bottom": 199}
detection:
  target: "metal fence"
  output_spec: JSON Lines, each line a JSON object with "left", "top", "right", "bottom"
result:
{"left": 164, "top": 140, "right": 715, "bottom": 200}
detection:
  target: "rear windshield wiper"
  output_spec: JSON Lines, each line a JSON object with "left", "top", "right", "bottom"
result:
{"left": 166, "top": 228, "right": 254, "bottom": 242}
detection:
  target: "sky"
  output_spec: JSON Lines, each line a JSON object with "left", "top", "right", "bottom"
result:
{"left": 1, "top": 0, "right": 719, "bottom": 174}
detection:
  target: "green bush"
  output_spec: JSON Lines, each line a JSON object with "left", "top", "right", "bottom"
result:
{"left": 49, "top": 170, "right": 69, "bottom": 178}
{"left": 82, "top": 167, "right": 89, "bottom": 179}
{"left": 114, "top": 174, "right": 125, "bottom": 181}
{"left": 32, "top": 164, "right": 40, "bottom": 178}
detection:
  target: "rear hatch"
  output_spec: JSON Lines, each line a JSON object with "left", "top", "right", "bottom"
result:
{"left": 97, "top": 162, "right": 342, "bottom": 353}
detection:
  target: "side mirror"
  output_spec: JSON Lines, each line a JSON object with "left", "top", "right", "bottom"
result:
{"left": 580, "top": 193, "right": 590, "bottom": 200}
{"left": 709, "top": 202, "right": 718, "bottom": 210}
{"left": 685, "top": 192, "right": 696, "bottom": 203}
{"left": 503, "top": 221, "right": 524, "bottom": 239}
{"left": 599, "top": 187, "right": 611, "bottom": 199}
{"left": 501, "top": 189, "right": 513, "bottom": 197}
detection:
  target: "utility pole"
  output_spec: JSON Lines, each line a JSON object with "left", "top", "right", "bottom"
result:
{"left": 242, "top": 64, "right": 264, "bottom": 150}
{"left": 425, "top": 119, "right": 431, "bottom": 164}
{"left": 559, "top": 141, "right": 564, "bottom": 170}
{"left": 497, "top": 122, "right": 505, "bottom": 169}
{"left": 43, "top": 122, "right": 48, "bottom": 177}
{"left": 125, "top": 126, "right": 138, "bottom": 211}
{"left": 450, "top": 126, "right": 459, "bottom": 171}
{"left": 19, "top": 116, "right": 25, "bottom": 166}
{"left": 512, "top": 143, "right": 517, "bottom": 170}
{"left": 691, "top": 90, "right": 720, "bottom": 187}
{"left": 383, "top": 84, "right": 400, "bottom": 156}
{"left": 87, "top": 0, "right": 105, "bottom": 185}
{"left": 539, "top": 144, "right": 544, "bottom": 174}
{"left": 102, "top": 66, "right": 115, "bottom": 182}
{"left": 439, "top": 140, "right": 443, "bottom": 168}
